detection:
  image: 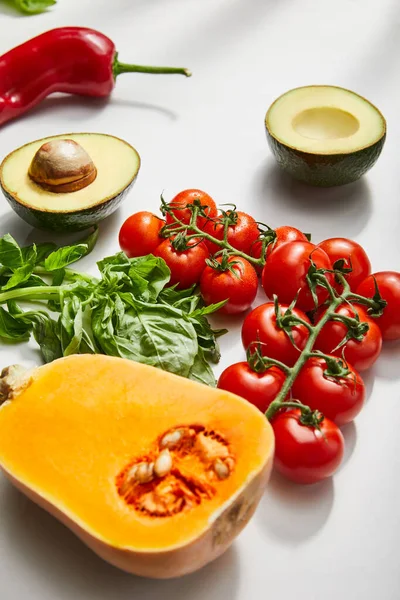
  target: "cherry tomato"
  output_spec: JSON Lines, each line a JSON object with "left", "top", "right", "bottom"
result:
{"left": 356, "top": 272, "right": 400, "bottom": 341}
{"left": 262, "top": 241, "right": 333, "bottom": 312}
{"left": 315, "top": 303, "right": 382, "bottom": 371}
{"left": 217, "top": 363, "right": 286, "bottom": 413}
{"left": 119, "top": 211, "right": 165, "bottom": 258}
{"left": 203, "top": 211, "right": 259, "bottom": 256}
{"left": 241, "top": 302, "right": 311, "bottom": 367}
{"left": 154, "top": 237, "right": 209, "bottom": 289}
{"left": 252, "top": 226, "right": 308, "bottom": 272}
{"left": 200, "top": 256, "right": 258, "bottom": 314}
{"left": 165, "top": 189, "right": 217, "bottom": 229}
{"left": 317, "top": 237, "right": 371, "bottom": 291}
{"left": 292, "top": 356, "right": 365, "bottom": 426}
{"left": 271, "top": 409, "right": 345, "bottom": 484}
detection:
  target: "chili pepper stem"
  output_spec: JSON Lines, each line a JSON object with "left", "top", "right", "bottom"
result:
{"left": 113, "top": 55, "right": 191, "bottom": 78}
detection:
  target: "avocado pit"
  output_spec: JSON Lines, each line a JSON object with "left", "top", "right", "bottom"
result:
{"left": 28, "top": 139, "right": 97, "bottom": 193}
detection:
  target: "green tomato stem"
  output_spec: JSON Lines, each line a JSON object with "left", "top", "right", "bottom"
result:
{"left": 176, "top": 208, "right": 265, "bottom": 267}
{"left": 265, "top": 292, "right": 344, "bottom": 421}
{"left": 265, "top": 273, "right": 384, "bottom": 421}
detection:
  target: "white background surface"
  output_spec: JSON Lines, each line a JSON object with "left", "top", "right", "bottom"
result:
{"left": 0, "top": 1, "right": 399, "bottom": 598}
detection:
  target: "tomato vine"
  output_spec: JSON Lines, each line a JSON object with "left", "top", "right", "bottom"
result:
{"left": 160, "top": 196, "right": 387, "bottom": 427}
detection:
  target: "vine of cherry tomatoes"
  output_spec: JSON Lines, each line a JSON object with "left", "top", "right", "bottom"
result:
{"left": 119, "top": 189, "right": 400, "bottom": 486}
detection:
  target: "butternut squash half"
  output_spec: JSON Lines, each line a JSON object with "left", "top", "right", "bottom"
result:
{"left": 0, "top": 355, "right": 274, "bottom": 578}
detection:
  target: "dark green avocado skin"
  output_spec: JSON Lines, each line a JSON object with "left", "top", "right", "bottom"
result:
{"left": 266, "top": 131, "right": 386, "bottom": 187}
{"left": 1, "top": 177, "right": 137, "bottom": 232}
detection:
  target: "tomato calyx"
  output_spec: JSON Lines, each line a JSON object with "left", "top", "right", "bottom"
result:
{"left": 297, "top": 406, "right": 325, "bottom": 429}
{"left": 169, "top": 232, "right": 203, "bottom": 252}
{"left": 273, "top": 294, "right": 312, "bottom": 351}
{"left": 306, "top": 258, "right": 335, "bottom": 308}
{"left": 246, "top": 341, "right": 292, "bottom": 375}
{"left": 333, "top": 256, "right": 354, "bottom": 275}
{"left": 351, "top": 276, "right": 388, "bottom": 318}
{"left": 266, "top": 399, "right": 324, "bottom": 430}
{"left": 246, "top": 343, "right": 270, "bottom": 373}
{"left": 204, "top": 251, "right": 247, "bottom": 281}
{"left": 328, "top": 310, "right": 370, "bottom": 351}
{"left": 217, "top": 204, "right": 239, "bottom": 227}
{"left": 253, "top": 224, "right": 277, "bottom": 251}
{"left": 314, "top": 353, "right": 352, "bottom": 380}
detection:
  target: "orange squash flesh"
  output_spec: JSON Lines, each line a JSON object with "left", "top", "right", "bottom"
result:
{"left": 0, "top": 355, "right": 274, "bottom": 578}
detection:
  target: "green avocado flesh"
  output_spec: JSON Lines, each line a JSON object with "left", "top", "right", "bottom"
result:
{"left": 0, "top": 133, "right": 140, "bottom": 232}
{"left": 265, "top": 85, "right": 386, "bottom": 187}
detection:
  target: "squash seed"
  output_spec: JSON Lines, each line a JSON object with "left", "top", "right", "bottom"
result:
{"left": 160, "top": 429, "right": 184, "bottom": 449}
{"left": 213, "top": 458, "right": 231, "bottom": 480}
{"left": 154, "top": 449, "right": 173, "bottom": 478}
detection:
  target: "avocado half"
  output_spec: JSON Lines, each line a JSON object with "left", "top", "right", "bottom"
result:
{"left": 0, "top": 133, "right": 140, "bottom": 232}
{"left": 265, "top": 85, "right": 386, "bottom": 187}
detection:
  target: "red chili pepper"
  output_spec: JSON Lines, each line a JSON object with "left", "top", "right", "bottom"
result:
{"left": 0, "top": 27, "right": 191, "bottom": 127}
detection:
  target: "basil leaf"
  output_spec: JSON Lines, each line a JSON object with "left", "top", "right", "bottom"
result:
{"left": 35, "top": 242, "right": 57, "bottom": 264}
{"left": 159, "top": 285, "right": 196, "bottom": 306}
{"left": 6, "top": 302, "right": 61, "bottom": 362}
{"left": 92, "top": 294, "right": 198, "bottom": 377}
{"left": 0, "top": 234, "right": 23, "bottom": 268}
{"left": 43, "top": 227, "right": 99, "bottom": 271}
{"left": 44, "top": 244, "right": 89, "bottom": 271}
{"left": 188, "top": 348, "right": 216, "bottom": 387}
{"left": 97, "top": 252, "right": 130, "bottom": 275}
{"left": 0, "top": 306, "right": 32, "bottom": 341}
{"left": 52, "top": 268, "right": 66, "bottom": 286}
{"left": 22, "top": 274, "right": 48, "bottom": 287}
{"left": 60, "top": 295, "right": 84, "bottom": 356}
{"left": 1, "top": 244, "right": 37, "bottom": 291}
{"left": 128, "top": 255, "right": 170, "bottom": 301}
{"left": 189, "top": 300, "right": 227, "bottom": 318}
{"left": 11, "top": 0, "right": 56, "bottom": 15}
{"left": 80, "top": 226, "right": 99, "bottom": 254}
{"left": 31, "top": 314, "right": 62, "bottom": 363}
{"left": 189, "top": 314, "right": 225, "bottom": 363}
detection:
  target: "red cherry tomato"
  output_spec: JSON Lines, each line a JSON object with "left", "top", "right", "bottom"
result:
{"left": 203, "top": 211, "right": 259, "bottom": 256}
{"left": 119, "top": 211, "right": 165, "bottom": 258}
{"left": 292, "top": 356, "right": 365, "bottom": 426}
{"left": 356, "top": 272, "right": 400, "bottom": 341}
{"left": 262, "top": 241, "right": 333, "bottom": 312}
{"left": 200, "top": 256, "right": 258, "bottom": 315}
{"left": 252, "top": 226, "right": 308, "bottom": 273}
{"left": 317, "top": 237, "right": 371, "bottom": 291}
{"left": 153, "top": 237, "right": 209, "bottom": 289}
{"left": 271, "top": 409, "right": 345, "bottom": 484}
{"left": 315, "top": 303, "right": 382, "bottom": 371}
{"left": 241, "top": 302, "right": 311, "bottom": 367}
{"left": 217, "top": 363, "right": 286, "bottom": 413}
{"left": 165, "top": 189, "right": 218, "bottom": 229}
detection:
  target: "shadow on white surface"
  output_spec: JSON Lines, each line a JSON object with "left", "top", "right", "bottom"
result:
{"left": 254, "top": 160, "right": 373, "bottom": 239}
{"left": 373, "top": 340, "right": 400, "bottom": 380}
{"left": 340, "top": 421, "right": 357, "bottom": 468}
{"left": 1, "top": 483, "right": 240, "bottom": 600}
{"left": 0, "top": 95, "right": 178, "bottom": 133}
{"left": 361, "top": 367, "right": 376, "bottom": 402}
{"left": 0, "top": 210, "right": 33, "bottom": 242}
{"left": 256, "top": 470, "right": 334, "bottom": 544}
